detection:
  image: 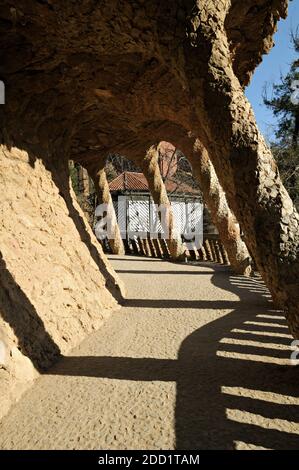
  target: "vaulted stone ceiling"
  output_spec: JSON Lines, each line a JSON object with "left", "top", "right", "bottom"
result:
{"left": 0, "top": 0, "right": 288, "bottom": 166}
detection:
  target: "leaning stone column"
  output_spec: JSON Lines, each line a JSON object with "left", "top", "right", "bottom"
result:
{"left": 141, "top": 145, "right": 185, "bottom": 260}
{"left": 185, "top": 2, "right": 299, "bottom": 337}
{"left": 78, "top": 165, "right": 90, "bottom": 197}
{"left": 91, "top": 167, "right": 125, "bottom": 256}
{"left": 190, "top": 140, "right": 251, "bottom": 276}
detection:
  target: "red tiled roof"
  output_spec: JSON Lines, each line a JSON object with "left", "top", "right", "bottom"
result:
{"left": 109, "top": 172, "right": 200, "bottom": 195}
{"left": 109, "top": 172, "right": 148, "bottom": 192}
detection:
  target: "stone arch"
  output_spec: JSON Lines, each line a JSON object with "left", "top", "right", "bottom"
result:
{"left": 78, "top": 140, "right": 251, "bottom": 272}
{"left": 81, "top": 148, "right": 186, "bottom": 260}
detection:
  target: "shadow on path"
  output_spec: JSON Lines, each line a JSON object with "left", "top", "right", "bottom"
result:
{"left": 175, "top": 269, "right": 299, "bottom": 449}
{"left": 47, "top": 263, "right": 299, "bottom": 449}
{"left": 115, "top": 269, "right": 214, "bottom": 275}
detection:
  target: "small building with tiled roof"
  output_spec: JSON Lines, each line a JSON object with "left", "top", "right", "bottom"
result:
{"left": 105, "top": 171, "right": 204, "bottom": 244}
{"left": 109, "top": 171, "right": 201, "bottom": 196}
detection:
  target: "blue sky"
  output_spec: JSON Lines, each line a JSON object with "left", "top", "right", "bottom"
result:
{"left": 245, "top": 0, "right": 299, "bottom": 141}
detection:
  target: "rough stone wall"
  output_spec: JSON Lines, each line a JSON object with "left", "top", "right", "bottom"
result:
{"left": 0, "top": 145, "right": 124, "bottom": 419}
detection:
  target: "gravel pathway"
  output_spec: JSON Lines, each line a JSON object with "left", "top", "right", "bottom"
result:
{"left": 0, "top": 255, "right": 298, "bottom": 450}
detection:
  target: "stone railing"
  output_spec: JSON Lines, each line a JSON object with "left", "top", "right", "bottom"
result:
{"left": 187, "top": 234, "right": 229, "bottom": 265}
{"left": 99, "top": 233, "right": 230, "bottom": 266}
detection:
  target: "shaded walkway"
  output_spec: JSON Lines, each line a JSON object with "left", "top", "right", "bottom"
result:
{"left": 0, "top": 256, "right": 298, "bottom": 449}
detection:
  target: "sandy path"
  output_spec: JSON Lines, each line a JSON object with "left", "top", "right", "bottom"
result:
{"left": 0, "top": 255, "right": 298, "bottom": 450}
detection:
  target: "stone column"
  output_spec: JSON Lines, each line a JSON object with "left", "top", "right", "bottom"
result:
{"left": 141, "top": 145, "right": 185, "bottom": 260}
{"left": 190, "top": 140, "right": 251, "bottom": 276}
{"left": 91, "top": 167, "right": 125, "bottom": 256}
{"left": 78, "top": 165, "right": 90, "bottom": 197}
{"left": 186, "top": 2, "right": 299, "bottom": 337}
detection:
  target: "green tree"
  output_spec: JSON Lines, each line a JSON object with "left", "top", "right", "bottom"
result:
{"left": 263, "top": 29, "right": 299, "bottom": 208}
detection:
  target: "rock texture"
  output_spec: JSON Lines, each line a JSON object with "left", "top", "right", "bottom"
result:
{"left": 0, "top": 1, "right": 288, "bottom": 161}
{"left": 191, "top": 140, "right": 251, "bottom": 276}
{"left": 0, "top": 145, "right": 124, "bottom": 419}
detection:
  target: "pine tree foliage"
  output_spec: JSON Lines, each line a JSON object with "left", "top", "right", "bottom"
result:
{"left": 263, "top": 28, "right": 299, "bottom": 208}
